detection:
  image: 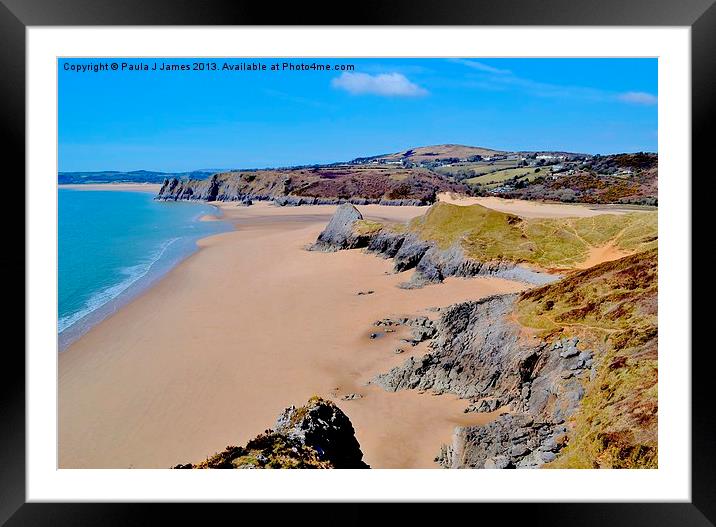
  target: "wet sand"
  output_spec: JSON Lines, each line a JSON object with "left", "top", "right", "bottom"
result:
{"left": 59, "top": 202, "right": 527, "bottom": 469}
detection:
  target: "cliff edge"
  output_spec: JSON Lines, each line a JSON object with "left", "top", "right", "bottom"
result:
{"left": 174, "top": 397, "right": 369, "bottom": 469}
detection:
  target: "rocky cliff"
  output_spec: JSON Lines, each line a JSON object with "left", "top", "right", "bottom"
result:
{"left": 156, "top": 166, "right": 467, "bottom": 206}
{"left": 309, "top": 203, "right": 559, "bottom": 287}
{"left": 174, "top": 397, "right": 369, "bottom": 469}
{"left": 370, "top": 296, "right": 588, "bottom": 468}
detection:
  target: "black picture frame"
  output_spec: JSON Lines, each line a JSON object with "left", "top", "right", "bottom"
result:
{"left": 3, "top": 0, "right": 709, "bottom": 524}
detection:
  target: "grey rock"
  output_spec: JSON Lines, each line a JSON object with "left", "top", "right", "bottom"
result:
{"left": 578, "top": 350, "right": 593, "bottom": 361}
{"left": 539, "top": 437, "right": 558, "bottom": 452}
{"left": 392, "top": 234, "right": 432, "bottom": 272}
{"left": 467, "top": 397, "right": 502, "bottom": 413}
{"left": 538, "top": 451, "right": 557, "bottom": 463}
{"left": 560, "top": 347, "right": 579, "bottom": 359}
{"left": 370, "top": 295, "right": 522, "bottom": 399}
{"left": 309, "top": 203, "right": 367, "bottom": 252}
{"left": 484, "top": 456, "right": 510, "bottom": 469}
{"left": 366, "top": 231, "right": 406, "bottom": 258}
{"left": 274, "top": 398, "right": 369, "bottom": 468}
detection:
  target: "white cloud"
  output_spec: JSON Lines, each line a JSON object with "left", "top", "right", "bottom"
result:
{"left": 617, "top": 91, "right": 658, "bottom": 105}
{"left": 451, "top": 59, "right": 657, "bottom": 107}
{"left": 449, "top": 58, "right": 511, "bottom": 75}
{"left": 331, "top": 72, "right": 428, "bottom": 97}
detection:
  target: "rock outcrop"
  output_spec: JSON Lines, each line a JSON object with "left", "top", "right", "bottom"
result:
{"left": 311, "top": 207, "right": 559, "bottom": 286}
{"left": 369, "top": 294, "right": 593, "bottom": 468}
{"left": 174, "top": 397, "right": 369, "bottom": 469}
{"left": 374, "top": 315, "right": 438, "bottom": 346}
{"left": 435, "top": 413, "right": 569, "bottom": 469}
{"left": 309, "top": 203, "right": 368, "bottom": 252}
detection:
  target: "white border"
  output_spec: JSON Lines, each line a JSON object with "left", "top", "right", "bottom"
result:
{"left": 27, "top": 27, "right": 690, "bottom": 502}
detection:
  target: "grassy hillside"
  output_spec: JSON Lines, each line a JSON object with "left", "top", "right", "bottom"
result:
{"left": 435, "top": 160, "right": 517, "bottom": 178}
{"left": 516, "top": 249, "right": 658, "bottom": 468}
{"left": 465, "top": 166, "right": 543, "bottom": 186}
{"left": 503, "top": 167, "right": 658, "bottom": 206}
{"left": 404, "top": 202, "right": 657, "bottom": 268}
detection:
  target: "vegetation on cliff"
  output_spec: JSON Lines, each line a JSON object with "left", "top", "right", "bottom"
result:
{"left": 175, "top": 397, "right": 369, "bottom": 469}
{"left": 517, "top": 249, "right": 658, "bottom": 468}
{"left": 365, "top": 202, "right": 657, "bottom": 269}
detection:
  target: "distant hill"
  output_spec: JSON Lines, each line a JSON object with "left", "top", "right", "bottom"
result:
{"left": 58, "top": 169, "right": 222, "bottom": 185}
{"left": 59, "top": 145, "right": 657, "bottom": 207}
{"left": 350, "top": 144, "right": 507, "bottom": 165}
{"left": 379, "top": 144, "right": 506, "bottom": 163}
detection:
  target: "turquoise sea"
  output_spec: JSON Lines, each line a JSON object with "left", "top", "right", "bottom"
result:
{"left": 58, "top": 189, "right": 231, "bottom": 349}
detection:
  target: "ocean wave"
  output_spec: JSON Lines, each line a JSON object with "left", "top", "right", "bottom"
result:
{"left": 58, "top": 237, "right": 180, "bottom": 334}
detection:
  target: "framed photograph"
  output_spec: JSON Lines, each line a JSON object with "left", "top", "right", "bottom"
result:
{"left": 5, "top": 0, "right": 710, "bottom": 523}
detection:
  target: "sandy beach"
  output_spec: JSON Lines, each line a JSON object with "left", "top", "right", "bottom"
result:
{"left": 59, "top": 201, "right": 529, "bottom": 469}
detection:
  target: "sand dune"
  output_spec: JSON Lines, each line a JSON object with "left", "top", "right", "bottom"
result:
{"left": 437, "top": 193, "right": 634, "bottom": 218}
{"left": 59, "top": 202, "right": 527, "bottom": 469}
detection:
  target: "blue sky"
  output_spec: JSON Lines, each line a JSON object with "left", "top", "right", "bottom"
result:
{"left": 59, "top": 58, "right": 657, "bottom": 172}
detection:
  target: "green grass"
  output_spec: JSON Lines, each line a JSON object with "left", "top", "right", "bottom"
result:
{"left": 405, "top": 202, "right": 657, "bottom": 269}
{"left": 549, "top": 352, "right": 658, "bottom": 469}
{"left": 434, "top": 160, "right": 518, "bottom": 177}
{"left": 465, "top": 167, "right": 544, "bottom": 186}
{"left": 353, "top": 219, "right": 384, "bottom": 236}
{"left": 409, "top": 201, "right": 526, "bottom": 254}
